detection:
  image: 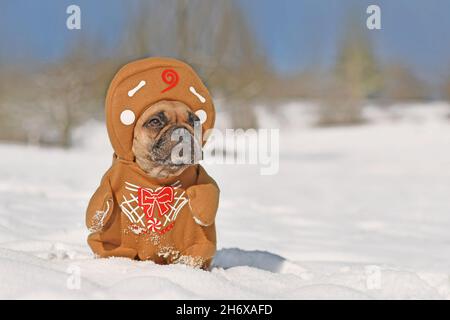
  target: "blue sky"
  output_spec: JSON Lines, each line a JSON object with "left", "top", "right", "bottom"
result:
{"left": 238, "top": 0, "right": 450, "bottom": 84}
{"left": 1, "top": 0, "right": 450, "bottom": 85}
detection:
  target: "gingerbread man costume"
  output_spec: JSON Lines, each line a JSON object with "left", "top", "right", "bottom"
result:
{"left": 85, "top": 57, "right": 219, "bottom": 269}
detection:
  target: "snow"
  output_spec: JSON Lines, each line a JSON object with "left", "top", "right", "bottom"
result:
{"left": 0, "top": 102, "right": 449, "bottom": 299}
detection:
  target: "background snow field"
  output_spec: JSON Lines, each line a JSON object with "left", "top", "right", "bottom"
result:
{"left": 0, "top": 103, "right": 449, "bottom": 299}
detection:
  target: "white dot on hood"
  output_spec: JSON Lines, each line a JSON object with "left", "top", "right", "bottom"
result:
{"left": 120, "top": 109, "right": 135, "bottom": 125}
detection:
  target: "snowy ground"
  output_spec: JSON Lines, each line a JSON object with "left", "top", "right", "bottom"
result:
{"left": 0, "top": 102, "right": 450, "bottom": 299}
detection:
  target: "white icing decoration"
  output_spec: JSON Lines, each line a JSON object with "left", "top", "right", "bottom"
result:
{"left": 128, "top": 80, "right": 146, "bottom": 97}
{"left": 189, "top": 202, "right": 210, "bottom": 227}
{"left": 193, "top": 215, "right": 209, "bottom": 227}
{"left": 189, "top": 86, "right": 206, "bottom": 103}
{"left": 195, "top": 109, "right": 207, "bottom": 124}
{"left": 120, "top": 109, "right": 135, "bottom": 125}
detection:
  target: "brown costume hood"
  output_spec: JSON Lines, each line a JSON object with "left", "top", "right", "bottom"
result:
{"left": 105, "top": 57, "right": 215, "bottom": 161}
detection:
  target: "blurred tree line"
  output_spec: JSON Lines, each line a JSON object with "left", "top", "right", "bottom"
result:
{"left": 0, "top": 1, "right": 446, "bottom": 147}
{"left": 0, "top": 0, "right": 272, "bottom": 147}
{"left": 315, "top": 19, "right": 430, "bottom": 126}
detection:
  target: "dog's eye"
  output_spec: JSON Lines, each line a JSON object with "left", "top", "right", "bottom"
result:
{"left": 145, "top": 118, "right": 162, "bottom": 128}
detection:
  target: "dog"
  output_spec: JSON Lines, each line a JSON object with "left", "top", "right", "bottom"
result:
{"left": 85, "top": 57, "right": 219, "bottom": 269}
{"left": 132, "top": 100, "right": 202, "bottom": 179}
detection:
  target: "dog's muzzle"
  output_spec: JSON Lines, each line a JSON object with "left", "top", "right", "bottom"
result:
{"left": 151, "top": 126, "right": 201, "bottom": 166}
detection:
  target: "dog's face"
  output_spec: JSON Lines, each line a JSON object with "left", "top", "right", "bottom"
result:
{"left": 132, "top": 100, "right": 201, "bottom": 179}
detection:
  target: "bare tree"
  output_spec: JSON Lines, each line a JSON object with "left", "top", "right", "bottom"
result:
{"left": 318, "top": 20, "right": 381, "bottom": 126}
{"left": 381, "top": 64, "right": 428, "bottom": 103}
{"left": 443, "top": 73, "right": 450, "bottom": 102}
{"left": 0, "top": 1, "right": 273, "bottom": 147}
{"left": 22, "top": 37, "right": 111, "bottom": 147}
{"left": 118, "top": 0, "right": 271, "bottom": 129}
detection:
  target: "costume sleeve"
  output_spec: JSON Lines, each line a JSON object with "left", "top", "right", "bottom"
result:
{"left": 86, "top": 175, "right": 115, "bottom": 233}
{"left": 186, "top": 165, "right": 220, "bottom": 227}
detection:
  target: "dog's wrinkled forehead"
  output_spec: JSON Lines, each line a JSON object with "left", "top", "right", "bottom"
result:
{"left": 136, "top": 100, "right": 199, "bottom": 127}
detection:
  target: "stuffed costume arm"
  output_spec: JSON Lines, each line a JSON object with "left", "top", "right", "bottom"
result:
{"left": 86, "top": 175, "right": 115, "bottom": 233}
{"left": 187, "top": 166, "right": 220, "bottom": 227}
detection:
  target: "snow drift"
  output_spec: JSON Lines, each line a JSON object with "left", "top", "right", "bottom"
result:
{"left": 0, "top": 102, "right": 449, "bottom": 299}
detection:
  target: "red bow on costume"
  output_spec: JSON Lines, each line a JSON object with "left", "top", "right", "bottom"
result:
{"left": 138, "top": 187, "right": 174, "bottom": 219}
